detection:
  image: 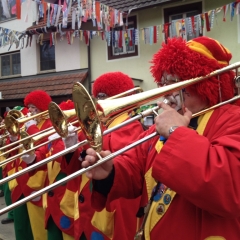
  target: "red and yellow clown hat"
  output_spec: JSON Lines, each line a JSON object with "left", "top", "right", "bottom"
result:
{"left": 24, "top": 90, "right": 52, "bottom": 112}
{"left": 150, "top": 36, "right": 235, "bottom": 107}
{"left": 92, "top": 72, "right": 134, "bottom": 98}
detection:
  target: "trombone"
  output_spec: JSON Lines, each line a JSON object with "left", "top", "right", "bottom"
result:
{"left": 0, "top": 87, "right": 144, "bottom": 177}
{"left": 0, "top": 108, "right": 150, "bottom": 184}
{"left": 48, "top": 102, "right": 77, "bottom": 138}
{"left": 4, "top": 110, "right": 49, "bottom": 136}
{"left": 48, "top": 87, "right": 143, "bottom": 138}
{"left": 0, "top": 120, "right": 80, "bottom": 168}
{"left": 1, "top": 62, "right": 240, "bottom": 213}
{"left": 0, "top": 109, "right": 26, "bottom": 139}
{"left": 72, "top": 62, "right": 240, "bottom": 152}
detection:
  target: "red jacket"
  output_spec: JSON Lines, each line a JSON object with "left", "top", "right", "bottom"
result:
{"left": 92, "top": 104, "right": 240, "bottom": 240}
{"left": 75, "top": 114, "right": 145, "bottom": 240}
{"left": 41, "top": 139, "right": 81, "bottom": 236}
{"left": 20, "top": 118, "right": 52, "bottom": 207}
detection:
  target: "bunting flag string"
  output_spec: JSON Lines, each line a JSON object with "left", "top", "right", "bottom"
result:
{"left": 24, "top": 1, "right": 240, "bottom": 48}
{"left": 2, "top": 1, "right": 240, "bottom": 50}
{"left": 0, "top": 27, "right": 24, "bottom": 50}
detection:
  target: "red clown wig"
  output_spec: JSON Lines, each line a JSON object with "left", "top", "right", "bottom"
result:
{"left": 58, "top": 99, "right": 74, "bottom": 110}
{"left": 92, "top": 72, "right": 134, "bottom": 98}
{"left": 150, "top": 37, "right": 235, "bottom": 107}
{"left": 24, "top": 90, "right": 52, "bottom": 112}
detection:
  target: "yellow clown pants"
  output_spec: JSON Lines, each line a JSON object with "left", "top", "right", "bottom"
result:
{"left": 27, "top": 201, "right": 47, "bottom": 240}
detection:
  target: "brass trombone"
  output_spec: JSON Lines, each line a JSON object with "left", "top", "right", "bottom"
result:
{"left": 48, "top": 87, "right": 143, "bottom": 138}
{"left": 0, "top": 109, "right": 25, "bottom": 139}
{"left": 0, "top": 120, "right": 80, "bottom": 168}
{"left": 4, "top": 110, "right": 49, "bottom": 136}
{"left": 0, "top": 87, "right": 143, "bottom": 177}
{"left": 1, "top": 62, "right": 240, "bottom": 214}
{"left": 72, "top": 62, "right": 240, "bottom": 151}
{"left": 48, "top": 102, "right": 77, "bottom": 138}
{"left": 0, "top": 126, "right": 53, "bottom": 152}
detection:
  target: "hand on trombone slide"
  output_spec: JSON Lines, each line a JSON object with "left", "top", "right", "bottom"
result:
{"left": 83, "top": 149, "right": 113, "bottom": 180}
{"left": 154, "top": 101, "right": 192, "bottom": 139}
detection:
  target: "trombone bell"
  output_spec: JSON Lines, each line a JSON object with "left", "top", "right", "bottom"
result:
{"left": 48, "top": 102, "right": 77, "bottom": 138}
{"left": 4, "top": 115, "right": 19, "bottom": 136}
{"left": 72, "top": 83, "right": 102, "bottom": 152}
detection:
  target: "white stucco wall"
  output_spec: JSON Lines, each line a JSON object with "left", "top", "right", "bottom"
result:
{"left": 21, "top": 35, "right": 38, "bottom": 76}
{"left": 55, "top": 37, "right": 81, "bottom": 72}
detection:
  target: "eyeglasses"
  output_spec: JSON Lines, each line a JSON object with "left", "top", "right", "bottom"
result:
{"left": 157, "top": 74, "right": 180, "bottom": 87}
{"left": 97, "top": 93, "right": 108, "bottom": 100}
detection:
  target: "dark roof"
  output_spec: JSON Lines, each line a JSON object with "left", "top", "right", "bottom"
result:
{"left": 99, "top": 0, "right": 173, "bottom": 12}
{"left": 0, "top": 69, "right": 88, "bottom": 100}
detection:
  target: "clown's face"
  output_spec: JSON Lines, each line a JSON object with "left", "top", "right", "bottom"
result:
{"left": 159, "top": 73, "right": 208, "bottom": 114}
{"left": 182, "top": 88, "right": 208, "bottom": 114}
{"left": 28, "top": 104, "right": 40, "bottom": 116}
{"left": 159, "top": 73, "right": 182, "bottom": 112}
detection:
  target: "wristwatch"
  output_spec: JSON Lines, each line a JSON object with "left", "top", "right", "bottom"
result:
{"left": 169, "top": 126, "right": 179, "bottom": 135}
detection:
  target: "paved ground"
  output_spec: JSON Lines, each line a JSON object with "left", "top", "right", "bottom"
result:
{"left": 0, "top": 196, "right": 15, "bottom": 240}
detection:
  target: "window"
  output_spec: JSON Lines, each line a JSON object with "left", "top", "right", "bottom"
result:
{"left": 0, "top": 52, "right": 21, "bottom": 77}
{"left": 164, "top": 2, "right": 202, "bottom": 41}
{"left": 108, "top": 15, "right": 138, "bottom": 60}
{"left": 0, "top": 0, "right": 20, "bottom": 22}
{"left": 40, "top": 41, "right": 55, "bottom": 71}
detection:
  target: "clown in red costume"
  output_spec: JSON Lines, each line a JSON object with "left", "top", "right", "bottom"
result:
{"left": 41, "top": 100, "right": 80, "bottom": 240}
{"left": 65, "top": 72, "right": 145, "bottom": 240}
{"left": 18, "top": 89, "right": 53, "bottom": 240}
{"left": 1, "top": 106, "right": 34, "bottom": 240}
{"left": 83, "top": 37, "right": 240, "bottom": 240}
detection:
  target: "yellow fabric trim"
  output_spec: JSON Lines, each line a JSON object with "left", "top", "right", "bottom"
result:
{"left": 204, "top": 237, "right": 226, "bottom": 240}
{"left": 91, "top": 208, "right": 115, "bottom": 239}
{"left": 27, "top": 202, "right": 47, "bottom": 240}
{"left": 47, "top": 161, "right": 61, "bottom": 185}
{"left": 144, "top": 189, "right": 176, "bottom": 240}
{"left": 37, "top": 119, "right": 45, "bottom": 130}
{"left": 0, "top": 151, "right": 6, "bottom": 162}
{"left": 187, "top": 41, "right": 229, "bottom": 65}
{"left": 79, "top": 173, "right": 89, "bottom": 192}
{"left": 62, "top": 232, "right": 74, "bottom": 240}
{"left": 108, "top": 113, "right": 129, "bottom": 129}
{"left": 42, "top": 193, "right": 47, "bottom": 210}
{"left": 155, "top": 138, "right": 164, "bottom": 154}
{"left": 60, "top": 189, "right": 75, "bottom": 218}
{"left": 74, "top": 191, "right": 79, "bottom": 220}
{"left": 196, "top": 110, "right": 214, "bottom": 135}
{"left": 144, "top": 168, "right": 157, "bottom": 200}
{"left": 27, "top": 170, "right": 47, "bottom": 189}
{"left": 8, "top": 168, "right": 18, "bottom": 191}
{"left": 76, "top": 174, "right": 90, "bottom": 220}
